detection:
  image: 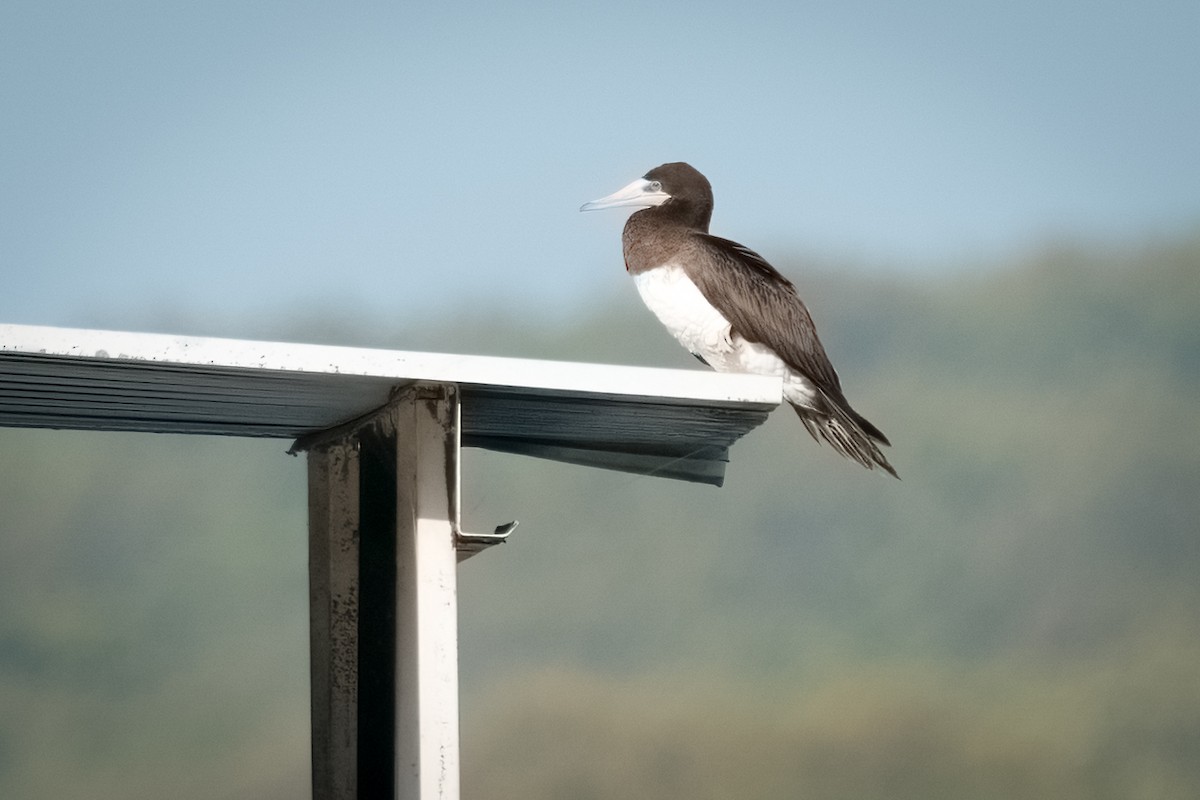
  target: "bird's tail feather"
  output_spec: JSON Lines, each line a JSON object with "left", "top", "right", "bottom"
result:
{"left": 793, "top": 402, "right": 899, "bottom": 478}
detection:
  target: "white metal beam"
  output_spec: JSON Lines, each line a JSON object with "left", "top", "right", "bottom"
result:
{"left": 0, "top": 323, "right": 780, "bottom": 485}
{"left": 0, "top": 322, "right": 779, "bottom": 405}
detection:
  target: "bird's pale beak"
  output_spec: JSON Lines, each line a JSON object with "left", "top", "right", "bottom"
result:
{"left": 580, "top": 178, "right": 671, "bottom": 212}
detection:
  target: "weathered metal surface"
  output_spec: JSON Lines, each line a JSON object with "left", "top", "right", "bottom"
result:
{"left": 390, "top": 384, "right": 461, "bottom": 800}
{"left": 0, "top": 324, "right": 780, "bottom": 485}
{"left": 305, "top": 386, "right": 464, "bottom": 799}
{"left": 307, "top": 442, "right": 361, "bottom": 800}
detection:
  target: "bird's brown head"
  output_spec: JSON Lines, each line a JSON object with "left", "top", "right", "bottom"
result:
{"left": 581, "top": 161, "right": 714, "bottom": 231}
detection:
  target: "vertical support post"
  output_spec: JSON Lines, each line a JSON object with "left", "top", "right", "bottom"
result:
{"left": 308, "top": 441, "right": 361, "bottom": 800}
{"left": 391, "top": 383, "right": 461, "bottom": 800}
{"left": 307, "top": 382, "right": 461, "bottom": 800}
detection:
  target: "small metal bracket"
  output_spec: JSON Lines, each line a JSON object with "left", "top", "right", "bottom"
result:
{"left": 455, "top": 520, "right": 518, "bottom": 561}
{"left": 289, "top": 383, "right": 519, "bottom": 562}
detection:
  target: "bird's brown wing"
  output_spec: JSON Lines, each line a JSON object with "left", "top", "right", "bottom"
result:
{"left": 687, "top": 233, "right": 844, "bottom": 395}
{"left": 690, "top": 233, "right": 894, "bottom": 456}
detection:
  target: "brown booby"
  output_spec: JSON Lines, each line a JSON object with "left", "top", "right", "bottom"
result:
{"left": 581, "top": 162, "right": 897, "bottom": 477}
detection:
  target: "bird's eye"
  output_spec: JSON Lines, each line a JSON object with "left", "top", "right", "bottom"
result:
{"left": 648, "top": 180, "right": 663, "bottom": 192}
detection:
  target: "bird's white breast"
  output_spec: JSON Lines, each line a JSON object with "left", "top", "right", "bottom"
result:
{"left": 632, "top": 263, "right": 819, "bottom": 407}
{"left": 632, "top": 264, "right": 731, "bottom": 361}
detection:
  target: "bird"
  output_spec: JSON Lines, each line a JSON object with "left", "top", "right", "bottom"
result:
{"left": 581, "top": 162, "right": 897, "bottom": 477}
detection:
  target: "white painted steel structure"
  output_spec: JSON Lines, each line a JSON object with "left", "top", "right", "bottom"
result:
{"left": 0, "top": 323, "right": 782, "bottom": 799}
{"left": 0, "top": 324, "right": 779, "bottom": 485}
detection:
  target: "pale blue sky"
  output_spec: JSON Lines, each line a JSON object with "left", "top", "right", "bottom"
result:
{"left": 2, "top": 1, "right": 1196, "bottom": 331}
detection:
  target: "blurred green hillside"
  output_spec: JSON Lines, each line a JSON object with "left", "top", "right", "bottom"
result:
{"left": 1, "top": 230, "right": 1198, "bottom": 799}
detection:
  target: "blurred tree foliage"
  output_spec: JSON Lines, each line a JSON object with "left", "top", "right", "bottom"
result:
{"left": 1, "top": 230, "right": 1197, "bottom": 799}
